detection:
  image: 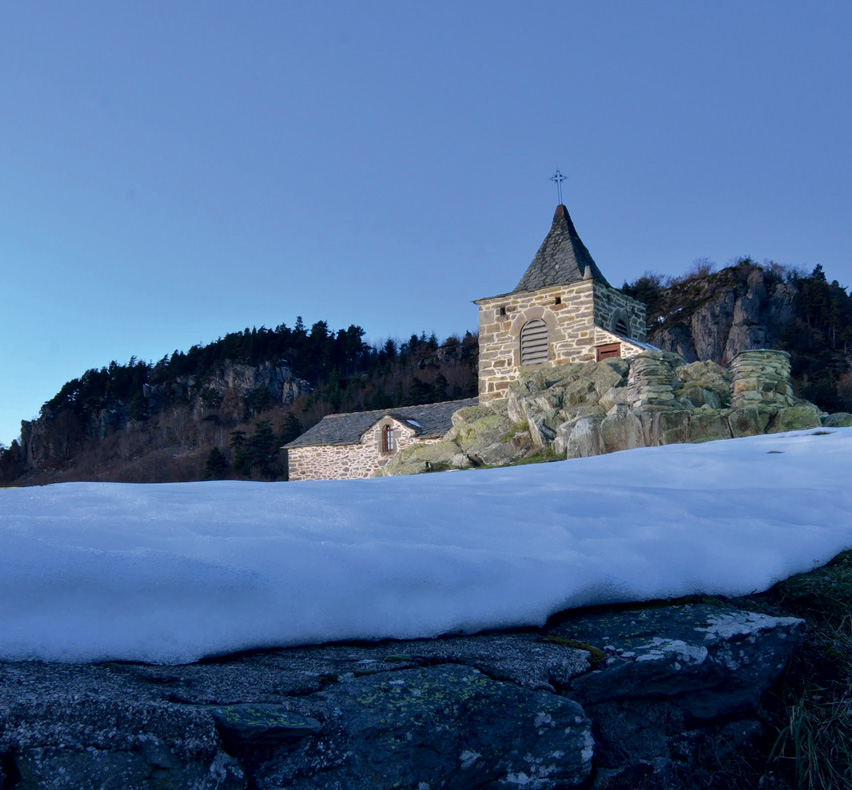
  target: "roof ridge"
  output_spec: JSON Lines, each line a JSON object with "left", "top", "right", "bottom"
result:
{"left": 283, "top": 397, "right": 479, "bottom": 448}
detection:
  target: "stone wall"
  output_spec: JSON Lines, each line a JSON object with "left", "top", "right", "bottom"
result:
{"left": 730, "top": 349, "right": 794, "bottom": 409}
{"left": 627, "top": 352, "right": 687, "bottom": 410}
{"left": 477, "top": 282, "right": 596, "bottom": 403}
{"left": 593, "top": 326, "right": 648, "bottom": 360}
{"left": 592, "top": 281, "right": 647, "bottom": 342}
{"left": 288, "top": 417, "right": 422, "bottom": 481}
{"left": 477, "top": 281, "right": 649, "bottom": 403}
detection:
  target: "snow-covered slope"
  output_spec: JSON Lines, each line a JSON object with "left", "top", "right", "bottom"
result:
{"left": 2, "top": 429, "right": 850, "bottom": 665}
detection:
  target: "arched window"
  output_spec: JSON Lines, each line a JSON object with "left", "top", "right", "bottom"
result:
{"left": 612, "top": 310, "right": 630, "bottom": 337}
{"left": 381, "top": 424, "right": 396, "bottom": 453}
{"left": 520, "top": 319, "right": 549, "bottom": 366}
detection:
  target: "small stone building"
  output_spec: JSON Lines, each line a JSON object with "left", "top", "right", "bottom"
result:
{"left": 285, "top": 398, "right": 478, "bottom": 481}
{"left": 475, "top": 205, "right": 652, "bottom": 403}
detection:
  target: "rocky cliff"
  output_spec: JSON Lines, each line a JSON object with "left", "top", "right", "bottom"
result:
{"left": 646, "top": 264, "right": 798, "bottom": 364}
{"left": 16, "top": 361, "right": 311, "bottom": 483}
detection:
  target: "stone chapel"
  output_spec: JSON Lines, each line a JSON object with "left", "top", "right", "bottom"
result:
{"left": 285, "top": 203, "right": 652, "bottom": 479}
{"left": 475, "top": 204, "right": 651, "bottom": 403}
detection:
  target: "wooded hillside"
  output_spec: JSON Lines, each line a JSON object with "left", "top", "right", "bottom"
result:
{"left": 0, "top": 323, "right": 478, "bottom": 484}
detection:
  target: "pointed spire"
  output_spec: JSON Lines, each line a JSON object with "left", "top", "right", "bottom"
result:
{"left": 512, "top": 205, "right": 610, "bottom": 293}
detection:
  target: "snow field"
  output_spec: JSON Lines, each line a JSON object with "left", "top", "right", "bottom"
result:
{"left": 1, "top": 428, "right": 850, "bottom": 664}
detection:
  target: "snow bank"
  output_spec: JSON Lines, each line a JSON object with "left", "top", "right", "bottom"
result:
{"left": 1, "top": 429, "right": 851, "bottom": 665}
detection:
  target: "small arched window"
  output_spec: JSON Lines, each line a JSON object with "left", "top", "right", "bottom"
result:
{"left": 381, "top": 424, "right": 396, "bottom": 453}
{"left": 612, "top": 310, "right": 630, "bottom": 337}
{"left": 520, "top": 319, "right": 549, "bottom": 366}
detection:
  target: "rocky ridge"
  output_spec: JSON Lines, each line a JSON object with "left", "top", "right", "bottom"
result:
{"left": 0, "top": 603, "right": 803, "bottom": 789}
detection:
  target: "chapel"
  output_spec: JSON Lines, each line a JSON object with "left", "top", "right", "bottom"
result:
{"left": 284, "top": 203, "right": 651, "bottom": 480}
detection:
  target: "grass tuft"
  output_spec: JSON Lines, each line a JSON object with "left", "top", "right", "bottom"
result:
{"left": 752, "top": 551, "right": 852, "bottom": 788}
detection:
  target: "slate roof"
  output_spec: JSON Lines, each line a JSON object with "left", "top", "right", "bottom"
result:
{"left": 511, "top": 204, "right": 610, "bottom": 294}
{"left": 283, "top": 397, "right": 479, "bottom": 449}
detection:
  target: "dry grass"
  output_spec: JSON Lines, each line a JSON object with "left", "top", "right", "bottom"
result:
{"left": 747, "top": 552, "right": 852, "bottom": 788}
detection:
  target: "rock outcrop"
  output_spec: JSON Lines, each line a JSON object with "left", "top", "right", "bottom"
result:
{"left": 142, "top": 360, "right": 312, "bottom": 414}
{"left": 0, "top": 604, "right": 803, "bottom": 789}
{"left": 647, "top": 265, "right": 799, "bottom": 365}
{"left": 18, "top": 360, "right": 311, "bottom": 473}
{"left": 384, "top": 349, "right": 831, "bottom": 475}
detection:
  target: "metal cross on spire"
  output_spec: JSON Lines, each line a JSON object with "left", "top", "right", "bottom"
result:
{"left": 550, "top": 168, "right": 567, "bottom": 205}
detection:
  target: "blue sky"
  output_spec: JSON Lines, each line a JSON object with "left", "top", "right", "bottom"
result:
{"left": 2, "top": 2, "right": 850, "bottom": 446}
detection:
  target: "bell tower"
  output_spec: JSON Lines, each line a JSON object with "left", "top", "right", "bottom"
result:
{"left": 474, "top": 205, "right": 649, "bottom": 403}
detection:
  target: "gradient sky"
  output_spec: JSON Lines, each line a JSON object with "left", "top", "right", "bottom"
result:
{"left": 2, "top": 2, "right": 851, "bottom": 446}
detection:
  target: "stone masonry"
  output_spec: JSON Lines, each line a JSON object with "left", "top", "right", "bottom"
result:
{"left": 730, "top": 349, "right": 795, "bottom": 409}
{"left": 592, "top": 280, "right": 648, "bottom": 343}
{"left": 476, "top": 280, "right": 647, "bottom": 403}
{"left": 627, "top": 352, "right": 687, "bottom": 410}
{"left": 287, "top": 417, "right": 424, "bottom": 481}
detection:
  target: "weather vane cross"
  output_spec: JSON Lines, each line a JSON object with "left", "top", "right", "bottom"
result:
{"left": 550, "top": 168, "right": 567, "bottom": 204}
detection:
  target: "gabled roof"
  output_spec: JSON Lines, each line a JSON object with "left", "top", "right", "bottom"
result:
{"left": 511, "top": 204, "right": 610, "bottom": 293}
{"left": 284, "top": 397, "right": 478, "bottom": 449}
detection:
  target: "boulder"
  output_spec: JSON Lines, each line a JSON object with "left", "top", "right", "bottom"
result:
{"left": 687, "top": 411, "right": 732, "bottom": 444}
{"left": 674, "top": 360, "right": 731, "bottom": 410}
{"left": 4, "top": 695, "right": 246, "bottom": 790}
{"left": 727, "top": 405, "right": 775, "bottom": 438}
{"left": 587, "top": 359, "right": 630, "bottom": 395}
{"left": 599, "top": 385, "right": 629, "bottom": 413}
{"left": 823, "top": 412, "right": 852, "bottom": 427}
{"left": 555, "top": 416, "right": 606, "bottom": 459}
{"left": 553, "top": 604, "right": 804, "bottom": 783}
{"left": 450, "top": 412, "right": 534, "bottom": 465}
{"left": 471, "top": 433, "right": 534, "bottom": 466}
{"left": 509, "top": 362, "right": 628, "bottom": 449}
{"left": 649, "top": 410, "right": 691, "bottom": 446}
{"left": 380, "top": 440, "right": 467, "bottom": 476}
{"left": 520, "top": 397, "right": 563, "bottom": 447}
{"left": 559, "top": 605, "right": 803, "bottom": 716}
{"left": 208, "top": 705, "right": 322, "bottom": 746}
{"left": 293, "top": 664, "right": 593, "bottom": 789}
{"left": 768, "top": 403, "right": 823, "bottom": 433}
{"left": 451, "top": 413, "right": 515, "bottom": 452}
{"left": 600, "top": 406, "right": 644, "bottom": 453}
{"left": 450, "top": 404, "right": 494, "bottom": 427}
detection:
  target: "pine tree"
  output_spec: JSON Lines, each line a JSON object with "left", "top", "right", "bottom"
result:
{"left": 279, "top": 413, "right": 303, "bottom": 444}
{"left": 203, "top": 447, "right": 228, "bottom": 479}
{"left": 247, "top": 419, "right": 277, "bottom": 479}
{"left": 229, "top": 430, "right": 250, "bottom": 476}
